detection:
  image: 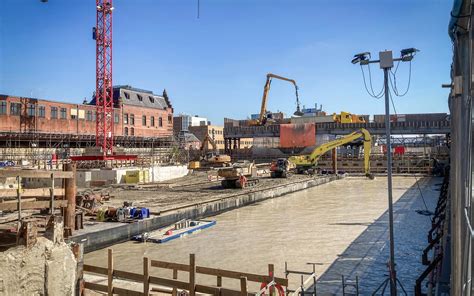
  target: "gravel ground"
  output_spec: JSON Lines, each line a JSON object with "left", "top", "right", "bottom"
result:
{"left": 79, "top": 170, "right": 318, "bottom": 213}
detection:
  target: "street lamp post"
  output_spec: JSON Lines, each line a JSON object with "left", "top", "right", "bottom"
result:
{"left": 352, "top": 48, "right": 418, "bottom": 295}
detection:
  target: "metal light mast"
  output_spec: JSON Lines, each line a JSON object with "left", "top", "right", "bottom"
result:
{"left": 95, "top": 0, "right": 114, "bottom": 157}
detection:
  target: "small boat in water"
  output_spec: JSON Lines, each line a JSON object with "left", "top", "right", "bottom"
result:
{"left": 132, "top": 219, "right": 216, "bottom": 243}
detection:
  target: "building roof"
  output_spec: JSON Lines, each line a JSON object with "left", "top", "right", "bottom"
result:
{"left": 115, "top": 85, "right": 171, "bottom": 110}
{"left": 90, "top": 85, "right": 172, "bottom": 110}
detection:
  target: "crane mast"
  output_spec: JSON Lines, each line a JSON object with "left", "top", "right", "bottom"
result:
{"left": 95, "top": 0, "right": 114, "bottom": 156}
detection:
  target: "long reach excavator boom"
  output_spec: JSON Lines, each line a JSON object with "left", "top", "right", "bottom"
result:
{"left": 250, "top": 73, "right": 303, "bottom": 126}
{"left": 288, "top": 128, "right": 374, "bottom": 179}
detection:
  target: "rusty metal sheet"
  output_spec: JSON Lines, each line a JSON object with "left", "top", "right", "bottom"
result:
{"left": 279, "top": 123, "right": 315, "bottom": 148}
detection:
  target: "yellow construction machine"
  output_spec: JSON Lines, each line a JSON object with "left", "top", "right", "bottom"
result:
{"left": 332, "top": 111, "right": 366, "bottom": 124}
{"left": 288, "top": 128, "right": 374, "bottom": 179}
{"left": 217, "top": 160, "right": 259, "bottom": 189}
{"left": 249, "top": 73, "right": 303, "bottom": 126}
{"left": 200, "top": 134, "right": 231, "bottom": 166}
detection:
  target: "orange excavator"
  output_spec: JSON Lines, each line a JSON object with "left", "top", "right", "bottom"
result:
{"left": 249, "top": 73, "right": 303, "bottom": 126}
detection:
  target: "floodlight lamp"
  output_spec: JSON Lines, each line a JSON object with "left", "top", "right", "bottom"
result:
{"left": 351, "top": 52, "right": 371, "bottom": 64}
{"left": 400, "top": 48, "right": 419, "bottom": 61}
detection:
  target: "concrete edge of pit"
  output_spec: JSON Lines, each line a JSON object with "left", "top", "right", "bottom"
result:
{"left": 69, "top": 175, "right": 342, "bottom": 253}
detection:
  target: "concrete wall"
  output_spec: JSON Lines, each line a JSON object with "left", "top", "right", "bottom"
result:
{"left": 76, "top": 165, "right": 189, "bottom": 187}
{"left": 150, "top": 165, "right": 188, "bottom": 182}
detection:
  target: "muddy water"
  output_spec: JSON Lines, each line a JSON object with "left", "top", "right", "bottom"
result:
{"left": 85, "top": 177, "right": 421, "bottom": 291}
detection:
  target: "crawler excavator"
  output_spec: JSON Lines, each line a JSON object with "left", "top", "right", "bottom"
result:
{"left": 288, "top": 128, "right": 374, "bottom": 179}
{"left": 199, "top": 134, "right": 231, "bottom": 166}
{"left": 249, "top": 73, "right": 303, "bottom": 126}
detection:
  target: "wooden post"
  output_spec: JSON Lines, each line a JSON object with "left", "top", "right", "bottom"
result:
{"left": 64, "top": 163, "right": 76, "bottom": 229}
{"left": 268, "top": 264, "right": 274, "bottom": 296}
{"left": 49, "top": 173, "right": 54, "bottom": 215}
{"left": 73, "top": 243, "right": 85, "bottom": 296}
{"left": 240, "top": 276, "right": 248, "bottom": 296}
{"left": 143, "top": 257, "right": 150, "bottom": 296}
{"left": 217, "top": 275, "right": 222, "bottom": 287}
{"left": 107, "top": 249, "right": 113, "bottom": 296}
{"left": 189, "top": 254, "right": 196, "bottom": 296}
{"left": 332, "top": 148, "right": 337, "bottom": 175}
{"left": 16, "top": 176, "right": 21, "bottom": 224}
{"left": 172, "top": 269, "right": 178, "bottom": 296}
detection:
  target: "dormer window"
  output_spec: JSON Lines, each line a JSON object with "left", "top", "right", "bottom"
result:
{"left": 137, "top": 94, "right": 143, "bottom": 101}
{"left": 149, "top": 96, "right": 154, "bottom": 103}
{"left": 124, "top": 92, "right": 130, "bottom": 100}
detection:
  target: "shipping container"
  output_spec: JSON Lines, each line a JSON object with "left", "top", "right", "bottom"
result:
{"left": 279, "top": 123, "right": 316, "bottom": 148}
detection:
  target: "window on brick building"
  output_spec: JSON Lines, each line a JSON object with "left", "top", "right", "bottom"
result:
{"left": 159, "top": 117, "right": 163, "bottom": 127}
{"left": 38, "top": 106, "right": 45, "bottom": 118}
{"left": 51, "top": 107, "right": 58, "bottom": 119}
{"left": 130, "top": 114, "right": 135, "bottom": 125}
{"left": 131, "top": 127, "right": 135, "bottom": 136}
{"left": 92, "top": 111, "right": 96, "bottom": 122}
{"left": 137, "top": 94, "right": 143, "bottom": 101}
{"left": 151, "top": 116, "right": 155, "bottom": 127}
{"left": 10, "top": 103, "right": 21, "bottom": 116}
{"left": 124, "top": 127, "right": 128, "bottom": 136}
{"left": 168, "top": 114, "right": 172, "bottom": 124}
{"left": 124, "top": 92, "right": 130, "bottom": 100}
{"left": 149, "top": 96, "right": 154, "bottom": 103}
{"left": 124, "top": 113, "right": 128, "bottom": 124}
{"left": 142, "top": 115, "right": 146, "bottom": 126}
{"left": 27, "top": 104, "right": 36, "bottom": 117}
{"left": 60, "top": 108, "right": 67, "bottom": 119}
{"left": 0, "top": 101, "right": 7, "bottom": 115}
{"left": 86, "top": 110, "right": 93, "bottom": 121}
{"left": 114, "top": 113, "right": 119, "bottom": 123}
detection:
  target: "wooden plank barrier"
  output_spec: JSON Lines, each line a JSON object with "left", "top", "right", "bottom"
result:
{"left": 83, "top": 249, "right": 288, "bottom": 296}
{"left": 0, "top": 169, "right": 75, "bottom": 224}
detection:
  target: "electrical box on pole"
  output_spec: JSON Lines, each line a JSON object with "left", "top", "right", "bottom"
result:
{"left": 379, "top": 50, "right": 394, "bottom": 69}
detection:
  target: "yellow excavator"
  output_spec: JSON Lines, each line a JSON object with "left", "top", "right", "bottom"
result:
{"left": 288, "top": 128, "right": 374, "bottom": 179}
{"left": 200, "top": 134, "right": 231, "bottom": 165}
{"left": 249, "top": 73, "right": 303, "bottom": 126}
{"left": 332, "top": 111, "right": 367, "bottom": 124}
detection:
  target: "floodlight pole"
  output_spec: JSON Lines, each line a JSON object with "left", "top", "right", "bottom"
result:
{"left": 363, "top": 51, "right": 405, "bottom": 296}
{"left": 383, "top": 65, "right": 397, "bottom": 296}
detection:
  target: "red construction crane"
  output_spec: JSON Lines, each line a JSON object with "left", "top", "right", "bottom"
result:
{"left": 94, "top": 0, "right": 114, "bottom": 157}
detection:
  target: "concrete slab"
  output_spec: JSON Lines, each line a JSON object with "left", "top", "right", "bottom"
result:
{"left": 316, "top": 177, "right": 441, "bottom": 294}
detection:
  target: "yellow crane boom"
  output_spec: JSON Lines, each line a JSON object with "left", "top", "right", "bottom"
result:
{"left": 251, "top": 73, "right": 302, "bottom": 125}
{"left": 288, "top": 128, "right": 373, "bottom": 178}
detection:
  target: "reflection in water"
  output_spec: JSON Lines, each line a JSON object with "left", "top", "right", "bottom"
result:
{"left": 85, "top": 177, "right": 419, "bottom": 291}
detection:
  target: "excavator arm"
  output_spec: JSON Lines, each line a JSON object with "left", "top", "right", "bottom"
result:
{"left": 288, "top": 128, "right": 373, "bottom": 178}
{"left": 255, "top": 73, "right": 302, "bottom": 125}
{"left": 200, "top": 134, "right": 217, "bottom": 153}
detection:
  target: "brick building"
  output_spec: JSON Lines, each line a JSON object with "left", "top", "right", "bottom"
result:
{"left": 0, "top": 85, "right": 174, "bottom": 138}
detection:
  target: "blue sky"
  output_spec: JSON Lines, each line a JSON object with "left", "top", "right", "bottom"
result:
{"left": 0, "top": 0, "right": 453, "bottom": 124}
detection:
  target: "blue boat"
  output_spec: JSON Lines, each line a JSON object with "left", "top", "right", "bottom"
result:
{"left": 132, "top": 219, "right": 216, "bottom": 243}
